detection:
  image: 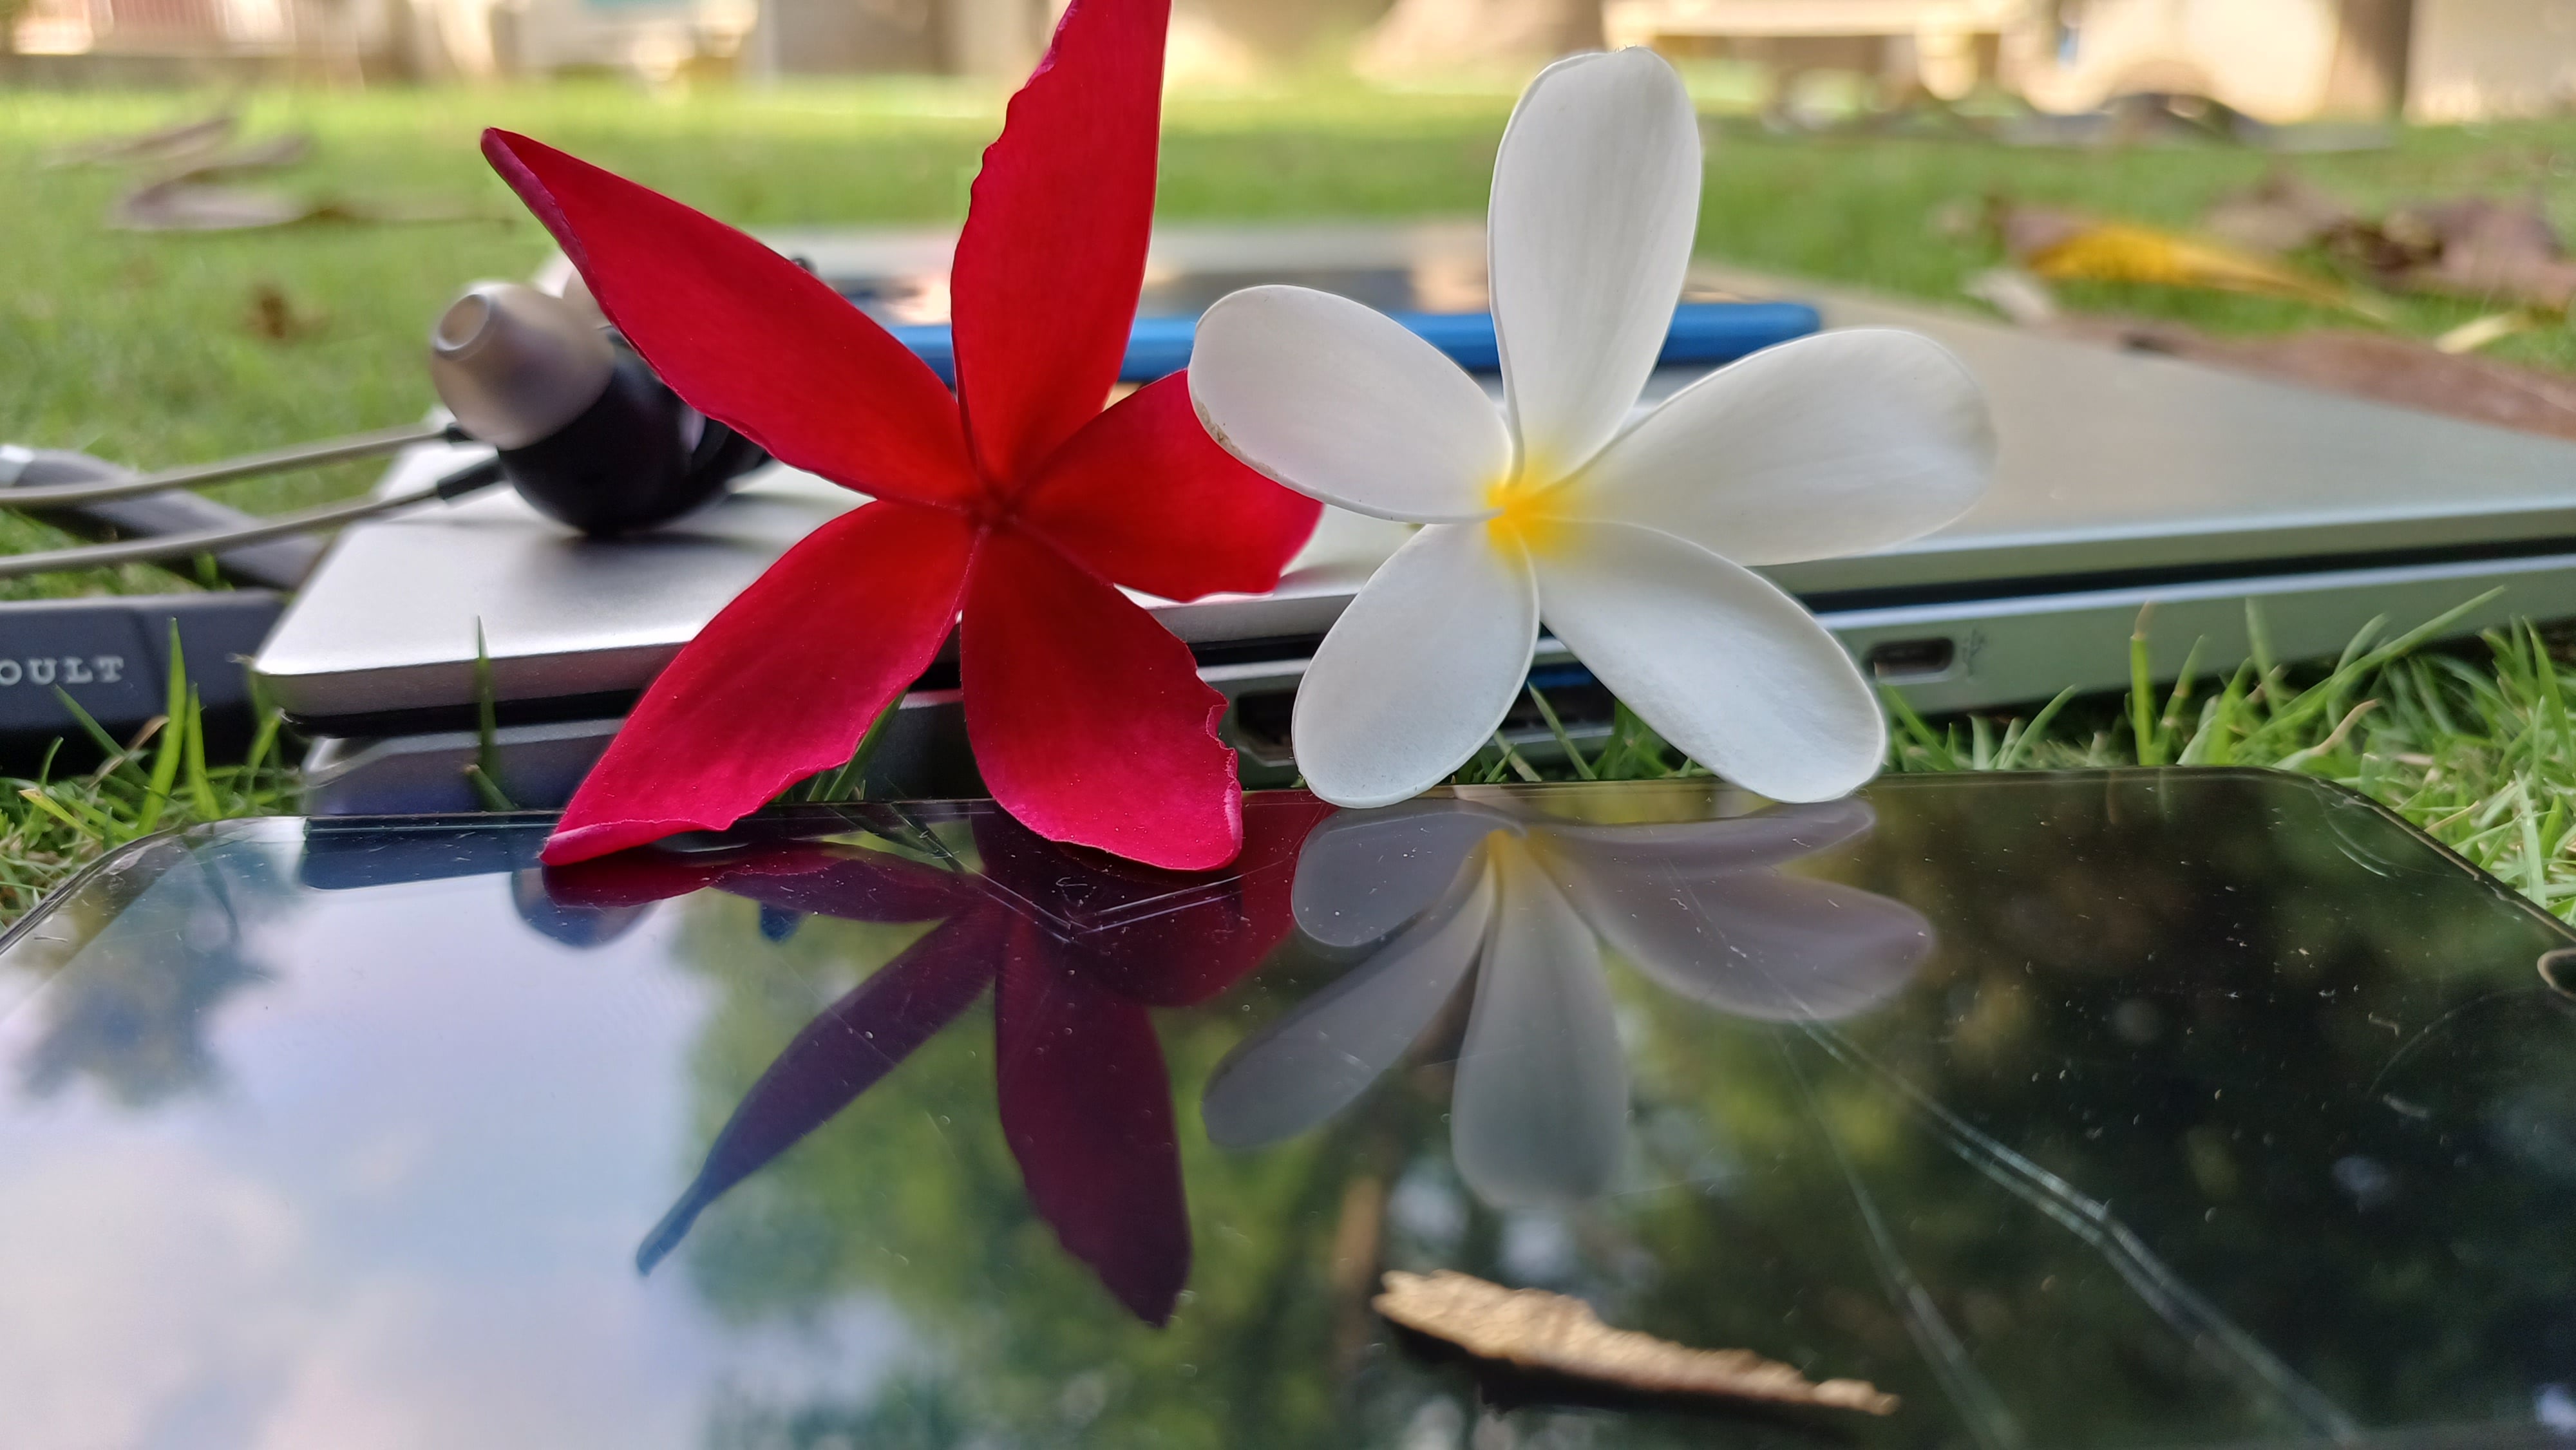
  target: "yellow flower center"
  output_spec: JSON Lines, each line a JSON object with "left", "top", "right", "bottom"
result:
{"left": 1483, "top": 473, "right": 1569, "bottom": 558}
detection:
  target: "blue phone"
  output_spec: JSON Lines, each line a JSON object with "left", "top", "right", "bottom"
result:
{"left": 887, "top": 300, "right": 1819, "bottom": 385}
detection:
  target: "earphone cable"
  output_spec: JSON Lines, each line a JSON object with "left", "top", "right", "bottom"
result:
{"left": 0, "top": 421, "right": 466, "bottom": 510}
{"left": 0, "top": 457, "right": 506, "bottom": 581}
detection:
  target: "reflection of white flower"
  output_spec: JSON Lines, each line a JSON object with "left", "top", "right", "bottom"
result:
{"left": 1189, "top": 48, "right": 1994, "bottom": 809}
{"left": 1201, "top": 796, "right": 1932, "bottom": 1210}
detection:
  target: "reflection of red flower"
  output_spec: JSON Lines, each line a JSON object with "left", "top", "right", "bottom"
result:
{"left": 486, "top": 0, "right": 1320, "bottom": 873}
{"left": 547, "top": 798, "right": 1328, "bottom": 1324}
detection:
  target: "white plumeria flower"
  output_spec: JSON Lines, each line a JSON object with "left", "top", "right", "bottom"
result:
{"left": 1188, "top": 48, "right": 1996, "bottom": 808}
{"left": 1200, "top": 796, "right": 1933, "bottom": 1209}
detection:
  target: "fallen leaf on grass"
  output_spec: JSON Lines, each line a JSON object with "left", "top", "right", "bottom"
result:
{"left": 2202, "top": 169, "right": 2355, "bottom": 253}
{"left": 1372, "top": 1270, "right": 1899, "bottom": 1416}
{"left": 108, "top": 181, "right": 484, "bottom": 232}
{"left": 2432, "top": 310, "right": 2541, "bottom": 354}
{"left": 1964, "top": 266, "right": 2060, "bottom": 326}
{"left": 2001, "top": 202, "right": 2365, "bottom": 313}
{"left": 110, "top": 180, "right": 312, "bottom": 231}
{"left": 2379, "top": 196, "right": 2576, "bottom": 311}
{"left": 243, "top": 282, "right": 324, "bottom": 341}
{"left": 149, "top": 133, "right": 314, "bottom": 185}
{"left": 46, "top": 110, "right": 236, "bottom": 168}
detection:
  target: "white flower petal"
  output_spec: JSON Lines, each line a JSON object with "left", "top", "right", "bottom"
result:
{"left": 1452, "top": 840, "right": 1625, "bottom": 1210}
{"left": 1564, "top": 329, "right": 1994, "bottom": 566}
{"left": 1291, "top": 800, "right": 1520, "bottom": 948}
{"left": 1188, "top": 285, "right": 1509, "bottom": 523}
{"left": 1536, "top": 799, "right": 1877, "bottom": 878}
{"left": 1200, "top": 865, "right": 1493, "bottom": 1149}
{"left": 1292, "top": 523, "right": 1539, "bottom": 808}
{"left": 1489, "top": 48, "right": 1701, "bottom": 478}
{"left": 1553, "top": 858, "right": 1931, "bottom": 1022}
{"left": 1535, "top": 522, "right": 1884, "bottom": 802}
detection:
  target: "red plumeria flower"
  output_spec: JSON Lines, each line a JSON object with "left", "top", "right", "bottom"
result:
{"left": 544, "top": 797, "right": 1332, "bottom": 1323}
{"left": 484, "top": 0, "right": 1320, "bottom": 872}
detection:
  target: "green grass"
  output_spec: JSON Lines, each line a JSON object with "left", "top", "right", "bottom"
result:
{"left": 9, "top": 80, "right": 2576, "bottom": 919}
{"left": 1484, "top": 601, "right": 2576, "bottom": 920}
{"left": 11, "top": 77, "right": 2576, "bottom": 556}
{"left": 0, "top": 632, "right": 296, "bottom": 919}
{"left": 12, "top": 598, "right": 2576, "bottom": 926}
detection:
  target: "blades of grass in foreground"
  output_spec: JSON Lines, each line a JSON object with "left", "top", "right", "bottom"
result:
{"left": 2129, "top": 604, "right": 2161, "bottom": 767}
{"left": 808, "top": 695, "right": 904, "bottom": 804}
{"left": 1877, "top": 596, "right": 2576, "bottom": 919}
{"left": 6, "top": 585, "right": 2576, "bottom": 928}
{"left": 182, "top": 685, "right": 219, "bottom": 822}
{"left": 1526, "top": 686, "right": 1598, "bottom": 781}
{"left": 134, "top": 623, "right": 189, "bottom": 836}
{"left": 1991, "top": 686, "right": 2078, "bottom": 771}
{"left": 0, "top": 625, "right": 298, "bottom": 919}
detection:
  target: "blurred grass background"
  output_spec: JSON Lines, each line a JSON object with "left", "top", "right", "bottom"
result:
{"left": 10, "top": 80, "right": 2576, "bottom": 596}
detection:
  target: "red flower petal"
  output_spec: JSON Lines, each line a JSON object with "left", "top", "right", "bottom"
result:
{"left": 1017, "top": 373, "right": 1323, "bottom": 602}
{"left": 539, "top": 841, "right": 971, "bottom": 914}
{"left": 969, "top": 808, "right": 1252, "bottom": 1006}
{"left": 719, "top": 847, "right": 978, "bottom": 923}
{"left": 961, "top": 529, "right": 1242, "bottom": 871}
{"left": 483, "top": 129, "right": 978, "bottom": 508}
{"left": 963, "top": 798, "right": 1325, "bottom": 1007}
{"left": 637, "top": 908, "right": 1004, "bottom": 1274}
{"left": 544, "top": 502, "right": 977, "bottom": 865}
{"left": 948, "top": 0, "right": 1167, "bottom": 485}
{"left": 537, "top": 851, "right": 740, "bottom": 909}
{"left": 1079, "top": 792, "right": 1338, "bottom": 1005}
{"left": 994, "top": 918, "right": 1190, "bottom": 1324}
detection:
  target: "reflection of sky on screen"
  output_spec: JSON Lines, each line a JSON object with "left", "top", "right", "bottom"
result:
{"left": 0, "top": 867, "right": 911, "bottom": 1450}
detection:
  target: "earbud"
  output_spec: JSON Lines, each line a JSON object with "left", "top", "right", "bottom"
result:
{"left": 428, "top": 282, "right": 763, "bottom": 536}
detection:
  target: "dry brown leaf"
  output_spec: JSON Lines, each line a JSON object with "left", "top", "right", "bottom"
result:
{"left": 1373, "top": 1270, "right": 1899, "bottom": 1416}
{"left": 243, "top": 283, "right": 325, "bottom": 342}
{"left": 109, "top": 181, "right": 314, "bottom": 232}
{"left": 149, "top": 133, "right": 314, "bottom": 187}
{"left": 46, "top": 111, "right": 236, "bottom": 168}
{"left": 107, "top": 181, "right": 481, "bottom": 234}
{"left": 2381, "top": 196, "right": 2576, "bottom": 311}
{"left": 2202, "top": 170, "right": 2355, "bottom": 253}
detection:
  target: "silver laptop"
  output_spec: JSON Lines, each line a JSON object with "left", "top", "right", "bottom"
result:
{"left": 256, "top": 224, "right": 2576, "bottom": 807}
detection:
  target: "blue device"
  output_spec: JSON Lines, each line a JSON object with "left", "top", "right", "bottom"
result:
{"left": 886, "top": 301, "right": 1821, "bottom": 386}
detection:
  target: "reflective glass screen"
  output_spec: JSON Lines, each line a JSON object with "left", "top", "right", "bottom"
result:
{"left": 3, "top": 771, "right": 2572, "bottom": 1449}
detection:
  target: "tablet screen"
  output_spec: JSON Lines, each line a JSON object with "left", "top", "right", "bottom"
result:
{"left": 2, "top": 771, "right": 2569, "bottom": 1448}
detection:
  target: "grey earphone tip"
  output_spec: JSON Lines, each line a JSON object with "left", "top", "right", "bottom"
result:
{"left": 428, "top": 282, "right": 615, "bottom": 451}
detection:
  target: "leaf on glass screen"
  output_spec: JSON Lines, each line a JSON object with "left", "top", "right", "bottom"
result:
{"left": 1372, "top": 1270, "right": 1899, "bottom": 1415}
{"left": 2000, "top": 202, "right": 2365, "bottom": 312}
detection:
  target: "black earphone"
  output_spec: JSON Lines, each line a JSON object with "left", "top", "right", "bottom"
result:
{"left": 428, "top": 282, "right": 764, "bottom": 535}
{"left": 0, "top": 281, "right": 770, "bottom": 581}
